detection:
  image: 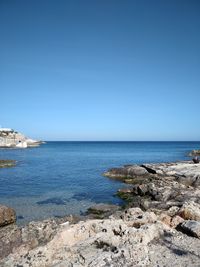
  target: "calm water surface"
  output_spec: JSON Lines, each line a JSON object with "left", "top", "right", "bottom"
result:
{"left": 0, "top": 141, "right": 199, "bottom": 224}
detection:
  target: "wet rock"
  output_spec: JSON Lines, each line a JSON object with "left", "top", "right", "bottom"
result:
{"left": 87, "top": 204, "right": 120, "bottom": 218}
{"left": 178, "top": 220, "right": 200, "bottom": 238}
{"left": 0, "top": 160, "right": 16, "bottom": 168}
{"left": 0, "top": 205, "right": 16, "bottom": 227}
{"left": 117, "top": 188, "right": 133, "bottom": 194}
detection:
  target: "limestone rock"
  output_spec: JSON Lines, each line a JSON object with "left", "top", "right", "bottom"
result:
{"left": 167, "top": 206, "right": 180, "bottom": 217}
{"left": 0, "top": 205, "right": 16, "bottom": 227}
{"left": 158, "top": 213, "right": 172, "bottom": 227}
{"left": 170, "top": 215, "right": 184, "bottom": 228}
{"left": 122, "top": 207, "right": 157, "bottom": 228}
{"left": 0, "top": 218, "right": 59, "bottom": 260}
{"left": 103, "top": 165, "right": 148, "bottom": 180}
{"left": 0, "top": 209, "right": 165, "bottom": 267}
{"left": 178, "top": 201, "right": 200, "bottom": 221}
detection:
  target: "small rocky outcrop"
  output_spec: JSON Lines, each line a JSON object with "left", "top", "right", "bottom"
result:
{"left": 0, "top": 205, "right": 16, "bottom": 227}
{"left": 103, "top": 165, "right": 149, "bottom": 183}
{"left": 189, "top": 149, "right": 200, "bottom": 156}
{"left": 0, "top": 160, "right": 16, "bottom": 168}
{"left": 0, "top": 128, "right": 42, "bottom": 148}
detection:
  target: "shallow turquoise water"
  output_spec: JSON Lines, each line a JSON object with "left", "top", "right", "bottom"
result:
{"left": 0, "top": 141, "right": 199, "bottom": 224}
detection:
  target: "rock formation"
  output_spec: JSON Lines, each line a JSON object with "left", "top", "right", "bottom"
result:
{"left": 0, "top": 128, "right": 43, "bottom": 148}
{"left": 0, "top": 205, "right": 16, "bottom": 227}
{"left": 1, "top": 160, "right": 200, "bottom": 266}
{"left": 189, "top": 149, "right": 200, "bottom": 156}
{"left": 0, "top": 160, "right": 16, "bottom": 168}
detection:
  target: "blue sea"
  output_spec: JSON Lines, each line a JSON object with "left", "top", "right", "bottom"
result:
{"left": 0, "top": 141, "right": 199, "bottom": 224}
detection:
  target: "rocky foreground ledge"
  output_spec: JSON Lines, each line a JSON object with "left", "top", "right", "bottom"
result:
{"left": 1, "top": 160, "right": 200, "bottom": 266}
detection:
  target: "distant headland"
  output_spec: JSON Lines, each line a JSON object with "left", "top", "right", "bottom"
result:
{"left": 0, "top": 128, "right": 43, "bottom": 148}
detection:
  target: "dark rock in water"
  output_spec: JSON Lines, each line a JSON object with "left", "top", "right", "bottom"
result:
{"left": 178, "top": 220, "right": 200, "bottom": 238}
{"left": 0, "top": 205, "right": 16, "bottom": 227}
{"left": 193, "top": 157, "right": 199, "bottom": 164}
{"left": 0, "top": 160, "right": 16, "bottom": 168}
{"left": 37, "top": 198, "right": 67, "bottom": 205}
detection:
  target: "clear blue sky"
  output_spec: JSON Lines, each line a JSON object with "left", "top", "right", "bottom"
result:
{"left": 1, "top": 0, "right": 200, "bottom": 141}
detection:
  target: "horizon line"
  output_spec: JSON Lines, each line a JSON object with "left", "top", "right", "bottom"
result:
{"left": 43, "top": 140, "right": 200, "bottom": 142}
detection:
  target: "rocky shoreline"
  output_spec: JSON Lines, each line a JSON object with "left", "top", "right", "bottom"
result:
{"left": 0, "top": 128, "right": 43, "bottom": 148}
{"left": 1, "top": 159, "right": 200, "bottom": 266}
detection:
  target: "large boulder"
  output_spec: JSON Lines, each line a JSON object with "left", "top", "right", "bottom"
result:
{"left": 0, "top": 205, "right": 16, "bottom": 227}
{"left": 103, "top": 165, "right": 149, "bottom": 180}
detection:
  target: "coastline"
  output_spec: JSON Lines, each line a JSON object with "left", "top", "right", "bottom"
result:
{"left": 1, "top": 158, "right": 200, "bottom": 266}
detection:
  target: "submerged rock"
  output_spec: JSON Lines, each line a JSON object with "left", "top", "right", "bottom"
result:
{"left": 87, "top": 204, "right": 120, "bottom": 218}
